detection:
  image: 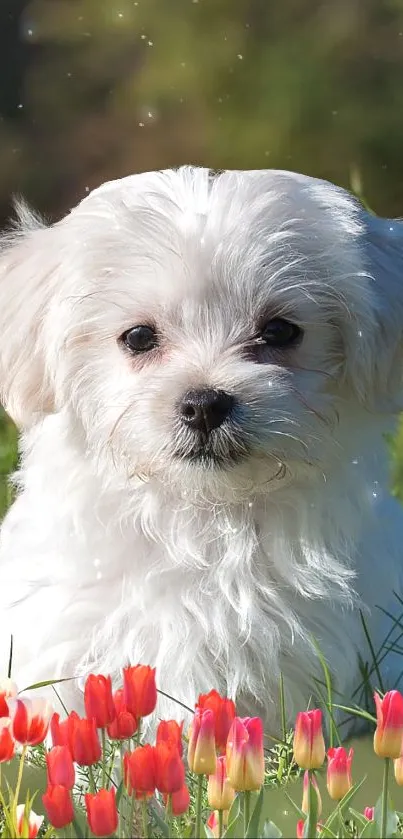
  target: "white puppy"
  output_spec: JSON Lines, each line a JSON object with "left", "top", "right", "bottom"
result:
{"left": 0, "top": 167, "right": 403, "bottom": 733}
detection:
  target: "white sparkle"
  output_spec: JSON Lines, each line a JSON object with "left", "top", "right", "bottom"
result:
{"left": 372, "top": 491, "right": 377, "bottom": 499}
{"left": 96, "top": 571, "right": 103, "bottom": 580}
{"left": 139, "top": 122, "right": 145, "bottom": 127}
{"left": 93, "top": 558, "right": 101, "bottom": 567}
{"left": 357, "top": 330, "right": 363, "bottom": 337}
{"left": 237, "top": 54, "right": 243, "bottom": 60}
{"left": 389, "top": 226, "right": 394, "bottom": 232}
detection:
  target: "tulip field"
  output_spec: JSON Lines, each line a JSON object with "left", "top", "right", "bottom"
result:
{"left": 0, "top": 664, "right": 403, "bottom": 838}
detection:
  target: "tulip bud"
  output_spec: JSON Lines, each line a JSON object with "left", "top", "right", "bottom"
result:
{"left": 84, "top": 674, "right": 116, "bottom": 728}
{"left": 8, "top": 697, "right": 53, "bottom": 746}
{"left": 301, "top": 770, "right": 322, "bottom": 816}
{"left": 42, "top": 785, "right": 74, "bottom": 829}
{"left": 157, "top": 719, "right": 184, "bottom": 757}
{"left": 0, "top": 718, "right": 15, "bottom": 762}
{"left": 16, "top": 804, "right": 43, "bottom": 838}
{"left": 188, "top": 708, "right": 217, "bottom": 775}
{"left": 374, "top": 691, "right": 403, "bottom": 759}
{"left": 293, "top": 710, "right": 325, "bottom": 770}
{"left": 364, "top": 806, "right": 374, "bottom": 821}
{"left": 207, "top": 755, "right": 236, "bottom": 810}
{"left": 46, "top": 746, "right": 75, "bottom": 789}
{"left": 106, "top": 689, "right": 138, "bottom": 740}
{"left": 0, "top": 678, "right": 17, "bottom": 718}
{"left": 196, "top": 690, "right": 236, "bottom": 754}
{"left": 155, "top": 741, "right": 185, "bottom": 794}
{"left": 124, "top": 745, "right": 156, "bottom": 798}
{"left": 326, "top": 747, "right": 353, "bottom": 801}
{"left": 123, "top": 665, "right": 157, "bottom": 718}
{"left": 85, "top": 788, "right": 118, "bottom": 837}
{"left": 394, "top": 754, "right": 403, "bottom": 786}
{"left": 226, "top": 716, "right": 265, "bottom": 792}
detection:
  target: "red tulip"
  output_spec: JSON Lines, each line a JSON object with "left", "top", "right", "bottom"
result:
{"left": 84, "top": 674, "right": 116, "bottom": 728}
{"left": 8, "top": 697, "right": 53, "bottom": 746}
{"left": 85, "top": 788, "right": 118, "bottom": 837}
{"left": 164, "top": 784, "right": 190, "bottom": 815}
{"left": 155, "top": 741, "right": 186, "bottom": 794}
{"left": 46, "top": 745, "right": 75, "bottom": 789}
{"left": 226, "top": 716, "right": 265, "bottom": 791}
{"left": 106, "top": 688, "right": 138, "bottom": 740}
{"left": 197, "top": 690, "right": 236, "bottom": 753}
{"left": 207, "top": 755, "right": 235, "bottom": 810}
{"left": 293, "top": 710, "right": 325, "bottom": 770}
{"left": 0, "top": 718, "right": 15, "bottom": 762}
{"left": 156, "top": 719, "right": 184, "bottom": 757}
{"left": 374, "top": 691, "right": 403, "bottom": 759}
{"left": 123, "top": 665, "right": 157, "bottom": 718}
{"left": 327, "top": 747, "right": 353, "bottom": 801}
{"left": 69, "top": 715, "right": 101, "bottom": 766}
{"left": 16, "top": 804, "right": 43, "bottom": 838}
{"left": 42, "top": 785, "right": 74, "bottom": 829}
{"left": 50, "top": 711, "right": 79, "bottom": 750}
{"left": 187, "top": 708, "right": 217, "bottom": 775}
{"left": 0, "top": 679, "right": 17, "bottom": 718}
{"left": 124, "top": 745, "right": 156, "bottom": 798}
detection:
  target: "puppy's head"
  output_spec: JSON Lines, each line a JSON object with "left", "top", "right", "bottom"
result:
{"left": 1, "top": 167, "right": 403, "bottom": 496}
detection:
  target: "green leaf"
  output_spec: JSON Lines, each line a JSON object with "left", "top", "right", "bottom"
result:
{"left": 115, "top": 779, "right": 125, "bottom": 810}
{"left": 261, "top": 820, "right": 283, "bottom": 838}
{"left": 321, "top": 776, "right": 367, "bottom": 833}
{"left": 348, "top": 807, "right": 369, "bottom": 828}
{"left": 372, "top": 793, "right": 399, "bottom": 839}
{"left": 222, "top": 796, "right": 243, "bottom": 838}
{"left": 150, "top": 807, "right": 169, "bottom": 838}
{"left": 246, "top": 787, "right": 264, "bottom": 838}
{"left": 19, "top": 677, "right": 75, "bottom": 692}
{"left": 283, "top": 789, "right": 305, "bottom": 820}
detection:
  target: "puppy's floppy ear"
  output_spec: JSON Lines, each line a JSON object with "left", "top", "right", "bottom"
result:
{"left": 343, "top": 209, "right": 403, "bottom": 412}
{"left": 0, "top": 203, "right": 60, "bottom": 428}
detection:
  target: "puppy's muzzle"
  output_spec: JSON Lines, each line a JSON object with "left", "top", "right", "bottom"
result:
{"left": 179, "top": 388, "right": 235, "bottom": 435}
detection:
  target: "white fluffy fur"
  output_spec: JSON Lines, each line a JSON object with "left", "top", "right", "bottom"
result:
{"left": 1, "top": 166, "right": 403, "bottom": 734}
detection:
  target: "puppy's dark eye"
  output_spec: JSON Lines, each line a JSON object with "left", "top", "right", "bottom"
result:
{"left": 259, "top": 318, "right": 302, "bottom": 348}
{"left": 120, "top": 325, "right": 158, "bottom": 353}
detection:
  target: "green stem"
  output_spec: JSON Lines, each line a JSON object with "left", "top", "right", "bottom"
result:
{"left": 136, "top": 718, "right": 142, "bottom": 747}
{"left": 305, "top": 770, "right": 317, "bottom": 839}
{"left": 101, "top": 728, "right": 107, "bottom": 787}
{"left": 166, "top": 794, "right": 173, "bottom": 839}
{"left": 127, "top": 791, "right": 136, "bottom": 839}
{"left": 195, "top": 775, "right": 204, "bottom": 839}
{"left": 14, "top": 745, "right": 27, "bottom": 814}
{"left": 244, "top": 790, "right": 251, "bottom": 835}
{"left": 381, "top": 757, "right": 390, "bottom": 839}
{"left": 88, "top": 764, "right": 97, "bottom": 794}
{"left": 141, "top": 798, "right": 148, "bottom": 839}
{"left": 218, "top": 809, "right": 224, "bottom": 839}
{"left": 106, "top": 743, "right": 117, "bottom": 789}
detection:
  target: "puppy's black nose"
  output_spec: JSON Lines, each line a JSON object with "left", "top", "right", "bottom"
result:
{"left": 180, "top": 388, "right": 235, "bottom": 434}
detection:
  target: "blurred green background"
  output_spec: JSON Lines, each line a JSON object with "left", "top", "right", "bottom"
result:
{"left": 1, "top": 0, "right": 403, "bottom": 515}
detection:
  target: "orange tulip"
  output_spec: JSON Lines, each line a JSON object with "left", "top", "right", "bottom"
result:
{"left": 155, "top": 741, "right": 185, "bottom": 794}
{"left": 327, "top": 747, "right": 353, "bottom": 801}
{"left": 197, "top": 690, "right": 236, "bottom": 754}
{"left": 16, "top": 804, "right": 43, "bottom": 838}
{"left": 188, "top": 708, "right": 217, "bottom": 775}
{"left": 85, "top": 788, "right": 118, "bottom": 837}
{"left": 8, "top": 697, "right": 53, "bottom": 746}
{"left": 374, "top": 691, "right": 403, "bottom": 759}
{"left": 46, "top": 745, "right": 75, "bottom": 789}
{"left": 163, "top": 784, "right": 190, "bottom": 815}
{"left": 69, "top": 715, "right": 101, "bottom": 766}
{"left": 106, "top": 688, "right": 138, "bottom": 740}
{"left": 293, "top": 710, "right": 325, "bottom": 770}
{"left": 207, "top": 755, "right": 235, "bottom": 810}
{"left": 0, "top": 718, "right": 15, "bottom": 762}
{"left": 124, "top": 745, "right": 156, "bottom": 798}
{"left": 226, "top": 716, "right": 265, "bottom": 792}
{"left": 42, "top": 785, "right": 74, "bottom": 829}
{"left": 156, "top": 719, "right": 184, "bottom": 757}
{"left": 123, "top": 665, "right": 157, "bottom": 718}
{"left": 84, "top": 674, "right": 116, "bottom": 728}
